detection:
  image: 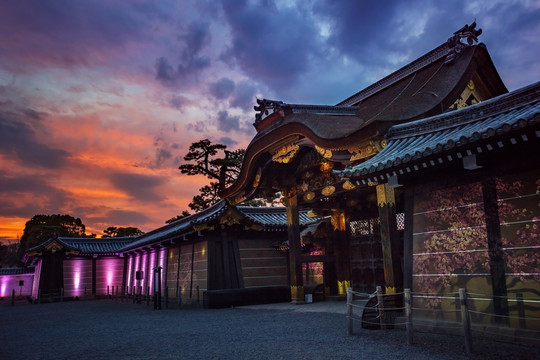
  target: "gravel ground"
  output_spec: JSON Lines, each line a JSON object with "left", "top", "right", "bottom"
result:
{"left": 0, "top": 299, "right": 538, "bottom": 360}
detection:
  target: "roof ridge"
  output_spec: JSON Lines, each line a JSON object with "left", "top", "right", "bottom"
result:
{"left": 388, "top": 81, "right": 540, "bottom": 139}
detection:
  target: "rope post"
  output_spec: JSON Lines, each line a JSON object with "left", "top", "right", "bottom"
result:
{"left": 146, "top": 286, "right": 150, "bottom": 306}
{"left": 516, "top": 293, "right": 526, "bottom": 329}
{"left": 11, "top": 289, "right": 15, "bottom": 305}
{"left": 347, "top": 287, "right": 353, "bottom": 336}
{"left": 177, "top": 286, "right": 181, "bottom": 308}
{"left": 376, "top": 286, "right": 386, "bottom": 330}
{"left": 61, "top": 288, "right": 64, "bottom": 302}
{"left": 405, "top": 289, "right": 413, "bottom": 345}
{"left": 459, "top": 288, "right": 472, "bottom": 355}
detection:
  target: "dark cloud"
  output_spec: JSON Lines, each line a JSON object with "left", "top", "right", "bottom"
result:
{"left": 220, "top": 0, "right": 323, "bottom": 91}
{"left": 155, "top": 22, "right": 212, "bottom": 86}
{"left": 209, "top": 77, "right": 235, "bottom": 99}
{"left": 0, "top": 107, "right": 70, "bottom": 168}
{"left": 218, "top": 137, "right": 238, "bottom": 148}
{"left": 104, "top": 209, "right": 150, "bottom": 226}
{"left": 169, "top": 95, "right": 189, "bottom": 110}
{"left": 109, "top": 173, "right": 165, "bottom": 202}
{"left": 0, "top": 171, "right": 71, "bottom": 218}
{"left": 217, "top": 110, "right": 240, "bottom": 132}
{"left": 186, "top": 121, "right": 208, "bottom": 133}
{"left": 0, "top": 1, "right": 158, "bottom": 68}
{"left": 230, "top": 80, "right": 257, "bottom": 111}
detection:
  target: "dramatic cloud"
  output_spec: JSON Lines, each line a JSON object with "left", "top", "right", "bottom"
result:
{"left": 109, "top": 173, "right": 166, "bottom": 202}
{"left": 0, "top": 106, "right": 70, "bottom": 168}
{"left": 209, "top": 78, "right": 235, "bottom": 99}
{"left": 0, "top": 0, "right": 538, "bottom": 243}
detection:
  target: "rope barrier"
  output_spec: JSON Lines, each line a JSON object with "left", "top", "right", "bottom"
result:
{"left": 468, "top": 309, "right": 540, "bottom": 321}
{"left": 413, "top": 295, "right": 457, "bottom": 300}
{"left": 466, "top": 292, "right": 540, "bottom": 303}
{"left": 411, "top": 307, "right": 461, "bottom": 313}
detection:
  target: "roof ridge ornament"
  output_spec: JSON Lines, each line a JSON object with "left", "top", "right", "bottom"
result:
{"left": 254, "top": 98, "right": 287, "bottom": 125}
{"left": 445, "top": 20, "right": 482, "bottom": 64}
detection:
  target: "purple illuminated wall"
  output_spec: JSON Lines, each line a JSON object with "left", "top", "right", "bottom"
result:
{"left": 0, "top": 273, "right": 34, "bottom": 298}
{"left": 63, "top": 259, "right": 92, "bottom": 298}
{"left": 95, "top": 257, "right": 124, "bottom": 295}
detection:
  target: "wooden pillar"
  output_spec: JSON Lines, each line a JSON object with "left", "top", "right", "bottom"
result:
{"left": 482, "top": 177, "right": 509, "bottom": 324}
{"left": 332, "top": 209, "right": 351, "bottom": 295}
{"left": 376, "top": 183, "right": 402, "bottom": 293}
{"left": 403, "top": 187, "right": 414, "bottom": 290}
{"left": 285, "top": 190, "right": 303, "bottom": 302}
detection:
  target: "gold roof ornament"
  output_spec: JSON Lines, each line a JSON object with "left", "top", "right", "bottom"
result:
{"left": 272, "top": 144, "right": 300, "bottom": 164}
{"left": 315, "top": 145, "right": 333, "bottom": 159}
{"left": 321, "top": 185, "right": 335, "bottom": 196}
{"left": 303, "top": 192, "right": 315, "bottom": 202}
{"left": 342, "top": 180, "right": 356, "bottom": 190}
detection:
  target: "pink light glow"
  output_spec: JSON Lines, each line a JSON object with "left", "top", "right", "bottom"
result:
{"left": 1, "top": 283, "right": 6, "bottom": 297}
{"left": 159, "top": 248, "right": 166, "bottom": 291}
{"left": 126, "top": 256, "right": 133, "bottom": 288}
{"left": 141, "top": 253, "right": 147, "bottom": 286}
{"left": 149, "top": 252, "right": 156, "bottom": 293}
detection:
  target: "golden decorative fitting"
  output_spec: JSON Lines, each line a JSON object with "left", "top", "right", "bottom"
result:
{"left": 290, "top": 285, "right": 305, "bottom": 301}
{"left": 342, "top": 180, "right": 356, "bottom": 190}
{"left": 331, "top": 210, "right": 346, "bottom": 231}
{"left": 337, "top": 280, "right": 350, "bottom": 295}
{"left": 306, "top": 210, "right": 317, "bottom": 218}
{"left": 385, "top": 286, "right": 396, "bottom": 295}
{"left": 252, "top": 168, "right": 262, "bottom": 188}
{"left": 219, "top": 207, "right": 244, "bottom": 227}
{"left": 376, "top": 183, "right": 395, "bottom": 207}
{"left": 272, "top": 144, "right": 300, "bottom": 163}
{"left": 320, "top": 160, "right": 334, "bottom": 173}
{"left": 321, "top": 185, "right": 335, "bottom": 196}
{"left": 315, "top": 145, "right": 333, "bottom": 159}
{"left": 303, "top": 192, "right": 315, "bottom": 202}
{"left": 367, "top": 181, "right": 378, "bottom": 186}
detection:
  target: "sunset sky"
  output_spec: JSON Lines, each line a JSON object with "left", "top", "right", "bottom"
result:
{"left": 1, "top": 0, "right": 539, "bottom": 242}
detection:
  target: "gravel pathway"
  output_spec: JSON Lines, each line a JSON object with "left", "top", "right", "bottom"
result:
{"left": 1, "top": 300, "right": 538, "bottom": 359}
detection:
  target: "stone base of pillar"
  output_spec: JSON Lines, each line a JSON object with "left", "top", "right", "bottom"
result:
{"left": 290, "top": 285, "right": 305, "bottom": 303}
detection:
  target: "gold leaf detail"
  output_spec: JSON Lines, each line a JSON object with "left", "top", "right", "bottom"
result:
{"left": 342, "top": 180, "right": 356, "bottom": 190}
{"left": 303, "top": 192, "right": 315, "bottom": 202}
{"left": 321, "top": 185, "right": 335, "bottom": 196}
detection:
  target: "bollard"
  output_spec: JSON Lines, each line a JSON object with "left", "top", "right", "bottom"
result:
{"left": 376, "top": 286, "right": 386, "bottom": 330}
{"left": 146, "top": 286, "right": 150, "bottom": 306}
{"left": 107, "top": 285, "right": 110, "bottom": 298}
{"left": 11, "top": 289, "right": 15, "bottom": 305}
{"left": 405, "top": 289, "right": 413, "bottom": 345}
{"left": 347, "top": 287, "right": 353, "bottom": 336}
{"left": 459, "top": 288, "right": 472, "bottom": 355}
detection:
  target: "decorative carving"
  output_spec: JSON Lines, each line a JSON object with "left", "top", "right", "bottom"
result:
{"left": 342, "top": 180, "right": 356, "bottom": 190}
{"left": 321, "top": 185, "right": 335, "bottom": 196}
{"left": 272, "top": 144, "right": 300, "bottom": 164}
{"left": 449, "top": 79, "right": 483, "bottom": 110}
{"left": 319, "top": 160, "right": 334, "bottom": 173}
{"left": 331, "top": 210, "right": 346, "bottom": 231}
{"left": 303, "top": 192, "right": 315, "bottom": 202}
{"left": 254, "top": 98, "right": 287, "bottom": 123}
{"left": 315, "top": 145, "right": 333, "bottom": 159}
{"left": 445, "top": 21, "right": 482, "bottom": 64}
{"left": 219, "top": 207, "right": 244, "bottom": 227}
{"left": 348, "top": 139, "right": 386, "bottom": 162}
{"left": 376, "top": 183, "right": 395, "bottom": 207}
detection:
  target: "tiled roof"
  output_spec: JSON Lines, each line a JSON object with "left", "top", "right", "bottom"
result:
{"left": 61, "top": 237, "right": 136, "bottom": 254}
{"left": 338, "top": 81, "right": 540, "bottom": 179}
{"left": 0, "top": 267, "right": 35, "bottom": 275}
{"left": 26, "top": 236, "right": 137, "bottom": 255}
{"left": 121, "top": 201, "right": 322, "bottom": 251}
{"left": 237, "top": 206, "right": 319, "bottom": 228}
